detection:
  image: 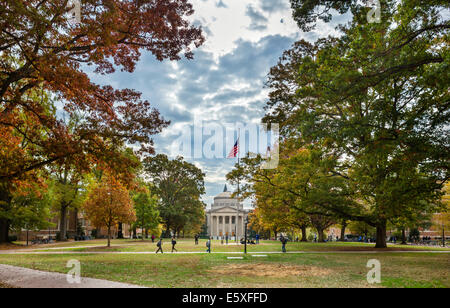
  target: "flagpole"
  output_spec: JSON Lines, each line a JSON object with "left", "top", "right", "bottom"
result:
{"left": 236, "top": 128, "right": 240, "bottom": 243}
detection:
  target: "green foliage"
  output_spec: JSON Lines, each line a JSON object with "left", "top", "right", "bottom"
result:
{"left": 143, "top": 154, "right": 206, "bottom": 235}
{"left": 132, "top": 188, "right": 161, "bottom": 235}
{"left": 9, "top": 185, "right": 54, "bottom": 232}
{"left": 257, "top": 0, "right": 449, "bottom": 247}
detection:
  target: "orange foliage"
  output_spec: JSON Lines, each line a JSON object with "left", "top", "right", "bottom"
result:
{"left": 83, "top": 175, "right": 135, "bottom": 245}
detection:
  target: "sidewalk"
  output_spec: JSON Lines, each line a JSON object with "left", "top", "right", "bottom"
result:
{"left": 1, "top": 250, "right": 449, "bottom": 255}
{"left": 0, "top": 264, "right": 145, "bottom": 288}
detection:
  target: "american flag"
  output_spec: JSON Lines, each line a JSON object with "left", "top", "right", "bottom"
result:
{"left": 227, "top": 139, "right": 239, "bottom": 158}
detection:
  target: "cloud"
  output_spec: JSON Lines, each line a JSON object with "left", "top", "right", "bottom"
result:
{"left": 259, "top": 0, "right": 289, "bottom": 14}
{"left": 246, "top": 5, "right": 269, "bottom": 31}
{"left": 216, "top": 0, "right": 227, "bottom": 8}
{"left": 84, "top": 1, "right": 300, "bottom": 206}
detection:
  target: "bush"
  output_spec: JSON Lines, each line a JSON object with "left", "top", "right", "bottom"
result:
{"left": 8, "top": 235, "right": 18, "bottom": 242}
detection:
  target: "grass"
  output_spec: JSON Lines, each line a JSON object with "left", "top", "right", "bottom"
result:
{"left": 11, "top": 238, "right": 448, "bottom": 253}
{"left": 0, "top": 240, "right": 448, "bottom": 288}
{"left": 1, "top": 239, "right": 448, "bottom": 288}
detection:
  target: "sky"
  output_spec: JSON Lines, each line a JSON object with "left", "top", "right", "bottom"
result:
{"left": 86, "top": 0, "right": 345, "bottom": 208}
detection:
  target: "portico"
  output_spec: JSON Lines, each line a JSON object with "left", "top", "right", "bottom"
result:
{"left": 206, "top": 185, "right": 250, "bottom": 240}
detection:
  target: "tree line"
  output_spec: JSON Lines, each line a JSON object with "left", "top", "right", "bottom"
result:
{"left": 227, "top": 0, "right": 449, "bottom": 248}
{"left": 0, "top": 0, "right": 205, "bottom": 244}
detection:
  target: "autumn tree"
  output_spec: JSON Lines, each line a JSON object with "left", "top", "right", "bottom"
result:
{"left": 0, "top": 0, "right": 204, "bottom": 242}
{"left": 83, "top": 175, "right": 135, "bottom": 247}
{"left": 144, "top": 154, "right": 205, "bottom": 236}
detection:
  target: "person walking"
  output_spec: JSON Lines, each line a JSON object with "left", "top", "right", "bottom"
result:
{"left": 151, "top": 234, "right": 155, "bottom": 243}
{"left": 225, "top": 234, "right": 228, "bottom": 245}
{"left": 256, "top": 234, "right": 260, "bottom": 244}
{"left": 206, "top": 237, "right": 211, "bottom": 253}
{"left": 171, "top": 237, "right": 178, "bottom": 253}
{"left": 156, "top": 238, "right": 163, "bottom": 253}
{"left": 194, "top": 234, "right": 199, "bottom": 245}
{"left": 280, "top": 236, "right": 287, "bottom": 253}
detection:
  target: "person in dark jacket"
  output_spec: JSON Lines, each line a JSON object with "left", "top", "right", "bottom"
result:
{"left": 206, "top": 238, "right": 211, "bottom": 253}
{"left": 171, "top": 237, "right": 178, "bottom": 253}
{"left": 280, "top": 236, "right": 287, "bottom": 253}
{"left": 194, "top": 234, "right": 199, "bottom": 245}
{"left": 156, "top": 238, "right": 163, "bottom": 253}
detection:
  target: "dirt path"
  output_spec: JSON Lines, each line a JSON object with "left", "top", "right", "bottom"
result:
{"left": 0, "top": 264, "right": 145, "bottom": 288}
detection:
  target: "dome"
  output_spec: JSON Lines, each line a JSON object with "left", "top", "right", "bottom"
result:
{"left": 214, "top": 191, "right": 233, "bottom": 200}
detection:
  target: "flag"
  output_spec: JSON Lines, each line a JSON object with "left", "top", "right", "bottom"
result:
{"left": 227, "top": 139, "right": 239, "bottom": 158}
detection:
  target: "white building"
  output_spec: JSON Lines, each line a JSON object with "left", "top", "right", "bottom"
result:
{"left": 206, "top": 185, "right": 251, "bottom": 240}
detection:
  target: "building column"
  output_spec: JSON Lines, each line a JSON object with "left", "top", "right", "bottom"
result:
{"left": 216, "top": 215, "right": 219, "bottom": 239}
{"left": 228, "top": 216, "right": 231, "bottom": 236}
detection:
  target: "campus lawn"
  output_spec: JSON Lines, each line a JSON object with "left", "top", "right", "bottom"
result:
{"left": 22, "top": 238, "right": 450, "bottom": 253}
{"left": 0, "top": 252, "right": 448, "bottom": 288}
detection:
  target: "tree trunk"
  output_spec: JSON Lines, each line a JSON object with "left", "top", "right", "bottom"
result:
{"left": 0, "top": 188, "right": 12, "bottom": 243}
{"left": 375, "top": 223, "right": 387, "bottom": 248}
{"left": 317, "top": 229, "right": 325, "bottom": 242}
{"left": 274, "top": 230, "right": 277, "bottom": 240}
{"left": 107, "top": 226, "right": 111, "bottom": 248}
{"left": 59, "top": 205, "right": 68, "bottom": 241}
{"left": 400, "top": 228, "right": 407, "bottom": 245}
{"left": 340, "top": 221, "right": 347, "bottom": 242}
{"left": 301, "top": 225, "right": 307, "bottom": 242}
{"left": 117, "top": 223, "right": 123, "bottom": 239}
{"left": 145, "top": 229, "right": 149, "bottom": 239}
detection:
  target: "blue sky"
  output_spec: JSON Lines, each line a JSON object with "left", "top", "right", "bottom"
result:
{"left": 86, "top": 0, "right": 344, "bottom": 208}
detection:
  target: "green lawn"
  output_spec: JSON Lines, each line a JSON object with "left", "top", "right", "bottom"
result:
{"left": 0, "top": 240, "right": 448, "bottom": 288}
{"left": 15, "top": 238, "right": 449, "bottom": 253}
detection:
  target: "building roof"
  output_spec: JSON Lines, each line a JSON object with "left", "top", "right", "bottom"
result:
{"left": 214, "top": 191, "right": 233, "bottom": 200}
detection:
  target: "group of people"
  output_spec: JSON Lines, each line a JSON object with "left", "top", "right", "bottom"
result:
{"left": 155, "top": 235, "right": 208, "bottom": 254}
{"left": 154, "top": 235, "right": 288, "bottom": 253}
{"left": 155, "top": 237, "right": 178, "bottom": 253}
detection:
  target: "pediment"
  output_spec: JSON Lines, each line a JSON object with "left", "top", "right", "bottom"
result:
{"left": 209, "top": 206, "right": 240, "bottom": 213}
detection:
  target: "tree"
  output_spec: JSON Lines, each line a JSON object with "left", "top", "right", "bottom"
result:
{"left": 228, "top": 142, "right": 352, "bottom": 242}
{"left": 0, "top": 0, "right": 204, "bottom": 242}
{"left": 309, "top": 215, "right": 335, "bottom": 243}
{"left": 348, "top": 221, "right": 376, "bottom": 240}
{"left": 9, "top": 183, "right": 54, "bottom": 245}
{"left": 83, "top": 175, "right": 135, "bottom": 247}
{"left": 133, "top": 188, "right": 160, "bottom": 240}
{"left": 144, "top": 154, "right": 205, "bottom": 236}
{"left": 289, "top": 0, "right": 353, "bottom": 31}
{"left": 49, "top": 166, "right": 84, "bottom": 241}
{"left": 262, "top": 1, "right": 449, "bottom": 247}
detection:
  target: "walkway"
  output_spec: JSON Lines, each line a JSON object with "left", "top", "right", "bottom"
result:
{"left": 0, "top": 264, "right": 145, "bottom": 288}
{"left": 0, "top": 250, "right": 448, "bottom": 255}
